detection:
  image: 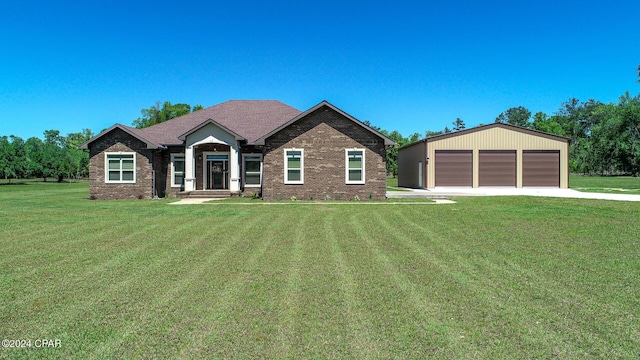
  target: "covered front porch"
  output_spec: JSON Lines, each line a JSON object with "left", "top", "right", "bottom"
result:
{"left": 180, "top": 119, "right": 244, "bottom": 196}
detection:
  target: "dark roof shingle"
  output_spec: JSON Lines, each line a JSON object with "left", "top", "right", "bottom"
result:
{"left": 138, "top": 100, "right": 302, "bottom": 145}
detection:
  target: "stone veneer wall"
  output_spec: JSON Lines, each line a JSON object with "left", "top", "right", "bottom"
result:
{"left": 88, "top": 128, "right": 154, "bottom": 200}
{"left": 261, "top": 106, "right": 387, "bottom": 200}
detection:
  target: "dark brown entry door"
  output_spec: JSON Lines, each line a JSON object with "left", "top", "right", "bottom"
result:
{"left": 435, "top": 150, "right": 473, "bottom": 186}
{"left": 479, "top": 150, "right": 516, "bottom": 186}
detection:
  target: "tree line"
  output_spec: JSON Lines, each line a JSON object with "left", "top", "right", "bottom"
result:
{"left": 2, "top": 88, "right": 639, "bottom": 182}
{"left": 1, "top": 129, "right": 93, "bottom": 182}
{"left": 0, "top": 102, "right": 204, "bottom": 183}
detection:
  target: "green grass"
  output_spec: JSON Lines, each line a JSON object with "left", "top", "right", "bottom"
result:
{"left": 571, "top": 174, "right": 640, "bottom": 194}
{"left": 386, "top": 176, "right": 410, "bottom": 191}
{"left": 1, "top": 182, "right": 639, "bottom": 358}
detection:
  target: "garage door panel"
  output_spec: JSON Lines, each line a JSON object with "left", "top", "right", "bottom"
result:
{"left": 479, "top": 150, "right": 516, "bottom": 186}
{"left": 523, "top": 150, "right": 560, "bottom": 187}
{"left": 435, "top": 150, "right": 472, "bottom": 186}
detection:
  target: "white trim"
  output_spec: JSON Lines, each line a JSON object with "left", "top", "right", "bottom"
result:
{"left": 242, "top": 153, "right": 263, "bottom": 188}
{"left": 284, "top": 148, "right": 304, "bottom": 184}
{"left": 170, "top": 153, "right": 185, "bottom": 188}
{"left": 345, "top": 148, "right": 365, "bottom": 184}
{"left": 104, "top": 152, "right": 136, "bottom": 183}
{"left": 184, "top": 146, "right": 195, "bottom": 191}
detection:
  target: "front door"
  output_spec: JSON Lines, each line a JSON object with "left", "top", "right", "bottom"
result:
{"left": 205, "top": 154, "right": 229, "bottom": 190}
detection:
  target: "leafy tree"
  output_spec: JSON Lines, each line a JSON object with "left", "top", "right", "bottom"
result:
{"left": 65, "top": 129, "right": 93, "bottom": 178}
{"left": 0, "top": 136, "right": 11, "bottom": 180}
{"left": 452, "top": 118, "right": 466, "bottom": 131}
{"left": 40, "top": 130, "right": 65, "bottom": 182}
{"left": 443, "top": 126, "right": 452, "bottom": 134}
{"left": 532, "top": 112, "right": 565, "bottom": 136}
{"left": 24, "top": 137, "right": 45, "bottom": 179}
{"left": 1, "top": 136, "right": 27, "bottom": 182}
{"left": 132, "top": 101, "right": 200, "bottom": 129}
{"left": 617, "top": 92, "right": 640, "bottom": 175}
{"left": 425, "top": 130, "right": 443, "bottom": 137}
{"left": 380, "top": 130, "right": 404, "bottom": 177}
{"left": 495, "top": 106, "right": 532, "bottom": 127}
{"left": 407, "top": 132, "right": 421, "bottom": 143}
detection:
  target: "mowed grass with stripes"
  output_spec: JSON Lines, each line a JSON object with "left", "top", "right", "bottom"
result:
{"left": 1, "top": 181, "right": 638, "bottom": 358}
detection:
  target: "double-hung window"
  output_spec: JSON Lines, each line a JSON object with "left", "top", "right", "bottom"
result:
{"left": 105, "top": 153, "right": 135, "bottom": 183}
{"left": 345, "top": 149, "right": 365, "bottom": 184}
{"left": 171, "top": 153, "right": 185, "bottom": 187}
{"left": 284, "top": 149, "right": 303, "bottom": 184}
{"left": 243, "top": 154, "right": 262, "bottom": 187}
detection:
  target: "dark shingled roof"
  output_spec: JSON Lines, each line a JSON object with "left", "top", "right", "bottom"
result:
{"left": 138, "top": 100, "right": 302, "bottom": 145}
{"left": 78, "top": 123, "right": 163, "bottom": 150}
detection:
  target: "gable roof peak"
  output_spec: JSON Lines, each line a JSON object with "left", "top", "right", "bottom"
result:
{"left": 78, "top": 123, "right": 162, "bottom": 150}
{"left": 253, "top": 100, "right": 396, "bottom": 146}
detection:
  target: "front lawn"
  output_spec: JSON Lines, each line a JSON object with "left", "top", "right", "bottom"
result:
{"left": 1, "top": 182, "right": 638, "bottom": 358}
{"left": 571, "top": 174, "right": 640, "bottom": 194}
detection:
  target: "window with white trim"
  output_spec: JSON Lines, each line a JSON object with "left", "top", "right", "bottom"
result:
{"left": 171, "top": 153, "right": 185, "bottom": 187}
{"left": 243, "top": 154, "right": 262, "bottom": 187}
{"left": 105, "top": 153, "right": 135, "bottom": 183}
{"left": 284, "top": 149, "right": 303, "bottom": 184}
{"left": 345, "top": 149, "right": 365, "bottom": 184}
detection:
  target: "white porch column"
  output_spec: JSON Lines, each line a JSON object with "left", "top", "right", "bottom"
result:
{"left": 229, "top": 143, "right": 240, "bottom": 192}
{"left": 184, "top": 146, "right": 195, "bottom": 191}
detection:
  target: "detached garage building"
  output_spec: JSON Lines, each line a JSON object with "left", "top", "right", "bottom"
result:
{"left": 398, "top": 123, "right": 570, "bottom": 189}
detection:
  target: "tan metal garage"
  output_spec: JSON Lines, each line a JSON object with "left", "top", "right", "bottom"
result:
{"left": 435, "top": 150, "right": 472, "bottom": 186}
{"left": 398, "top": 123, "right": 570, "bottom": 189}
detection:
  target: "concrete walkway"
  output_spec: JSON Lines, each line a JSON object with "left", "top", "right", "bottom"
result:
{"left": 388, "top": 187, "right": 640, "bottom": 202}
{"left": 169, "top": 198, "right": 456, "bottom": 205}
{"left": 169, "top": 188, "right": 640, "bottom": 204}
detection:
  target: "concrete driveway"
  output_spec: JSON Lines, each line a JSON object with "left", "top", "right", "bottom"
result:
{"left": 387, "top": 187, "right": 640, "bottom": 202}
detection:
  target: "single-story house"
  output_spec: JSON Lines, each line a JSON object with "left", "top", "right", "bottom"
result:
{"left": 398, "top": 123, "right": 571, "bottom": 189}
{"left": 80, "top": 100, "right": 395, "bottom": 200}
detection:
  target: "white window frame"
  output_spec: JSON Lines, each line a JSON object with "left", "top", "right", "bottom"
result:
{"left": 345, "top": 148, "right": 365, "bottom": 184}
{"left": 242, "top": 153, "right": 263, "bottom": 188}
{"left": 170, "top": 153, "right": 185, "bottom": 188}
{"left": 105, "top": 152, "right": 136, "bottom": 184}
{"left": 284, "top": 148, "right": 304, "bottom": 184}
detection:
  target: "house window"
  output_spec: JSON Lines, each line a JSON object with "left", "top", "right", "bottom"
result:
{"left": 105, "top": 153, "right": 135, "bottom": 183}
{"left": 171, "top": 153, "right": 185, "bottom": 187}
{"left": 243, "top": 154, "right": 262, "bottom": 187}
{"left": 345, "top": 149, "right": 365, "bottom": 184}
{"left": 284, "top": 149, "right": 303, "bottom": 184}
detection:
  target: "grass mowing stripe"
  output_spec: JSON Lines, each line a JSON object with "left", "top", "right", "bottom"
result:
{"left": 346, "top": 206, "right": 456, "bottom": 356}
{"left": 44, "top": 215, "right": 238, "bottom": 357}
{"left": 2, "top": 221, "right": 166, "bottom": 331}
{"left": 275, "top": 208, "right": 310, "bottom": 357}
{"left": 384, "top": 201, "right": 639, "bottom": 357}
{"left": 90, "top": 216, "right": 244, "bottom": 358}
{"left": 176, "top": 209, "right": 283, "bottom": 358}
{"left": 381, "top": 207, "right": 564, "bottom": 355}
{"left": 323, "top": 209, "right": 376, "bottom": 358}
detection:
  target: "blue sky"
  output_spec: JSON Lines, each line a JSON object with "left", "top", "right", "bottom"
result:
{"left": 1, "top": 0, "right": 639, "bottom": 140}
